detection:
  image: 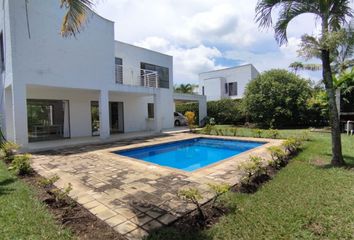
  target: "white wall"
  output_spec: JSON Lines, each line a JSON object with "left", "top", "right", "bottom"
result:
{"left": 8, "top": 0, "right": 115, "bottom": 90}
{"left": 199, "top": 64, "right": 259, "bottom": 101}
{"left": 115, "top": 41, "right": 173, "bottom": 89}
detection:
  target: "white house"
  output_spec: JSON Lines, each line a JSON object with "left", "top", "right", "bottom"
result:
{"left": 0, "top": 0, "right": 206, "bottom": 150}
{"left": 198, "top": 64, "right": 259, "bottom": 101}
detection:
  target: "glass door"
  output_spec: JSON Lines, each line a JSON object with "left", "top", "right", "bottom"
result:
{"left": 91, "top": 101, "right": 100, "bottom": 136}
{"left": 110, "top": 102, "right": 124, "bottom": 134}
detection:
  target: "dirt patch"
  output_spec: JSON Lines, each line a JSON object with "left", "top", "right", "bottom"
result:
{"left": 21, "top": 173, "right": 125, "bottom": 240}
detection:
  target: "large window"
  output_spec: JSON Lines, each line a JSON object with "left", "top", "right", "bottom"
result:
{"left": 228, "top": 82, "right": 238, "bottom": 96}
{"left": 115, "top": 58, "right": 123, "bottom": 84}
{"left": 141, "top": 62, "right": 169, "bottom": 88}
{"left": 27, "top": 99, "right": 70, "bottom": 142}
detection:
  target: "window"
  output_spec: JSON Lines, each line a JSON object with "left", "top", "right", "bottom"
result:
{"left": 228, "top": 82, "right": 238, "bottom": 96}
{"left": 141, "top": 62, "right": 169, "bottom": 88}
{"left": 115, "top": 58, "right": 123, "bottom": 84}
{"left": 202, "top": 86, "right": 205, "bottom": 95}
{"left": 0, "top": 32, "right": 5, "bottom": 72}
{"left": 148, "top": 103, "right": 154, "bottom": 118}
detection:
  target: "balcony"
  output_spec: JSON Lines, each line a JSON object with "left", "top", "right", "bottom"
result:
{"left": 115, "top": 65, "right": 159, "bottom": 88}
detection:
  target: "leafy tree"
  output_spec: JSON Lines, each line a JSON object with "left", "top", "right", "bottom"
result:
{"left": 243, "top": 69, "right": 312, "bottom": 128}
{"left": 255, "top": 0, "right": 352, "bottom": 166}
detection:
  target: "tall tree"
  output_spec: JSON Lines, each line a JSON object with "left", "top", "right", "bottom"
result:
{"left": 60, "top": 0, "right": 94, "bottom": 37}
{"left": 256, "top": 0, "right": 353, "bottom": 166}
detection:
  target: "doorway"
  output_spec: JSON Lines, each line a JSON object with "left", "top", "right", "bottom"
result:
{"left": 110, "top": 102, "right": 124, "bottom": 134}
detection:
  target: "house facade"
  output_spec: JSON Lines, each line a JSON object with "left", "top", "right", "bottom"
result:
{"left": 0, "top": 0, "right": 206, "bottom": 150}
{"left": 198, "top": 64, "right": 259, "bottom": 101}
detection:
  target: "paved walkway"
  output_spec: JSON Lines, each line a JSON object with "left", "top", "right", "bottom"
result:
{"left": 31, "top": 133, "right": 282, "bottom": 240}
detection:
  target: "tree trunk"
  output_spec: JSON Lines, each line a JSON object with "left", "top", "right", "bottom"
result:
{"left": 321, "top": 49, "right": 345, "bottom": 166}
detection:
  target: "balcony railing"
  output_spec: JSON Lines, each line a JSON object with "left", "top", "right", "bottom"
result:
{"left": 115, "top": 65, "right": 159, "bottom": 88}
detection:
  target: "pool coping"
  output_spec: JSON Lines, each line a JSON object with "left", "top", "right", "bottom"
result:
{"left": 99, "top": 134, "right": 283, "bottom": 177}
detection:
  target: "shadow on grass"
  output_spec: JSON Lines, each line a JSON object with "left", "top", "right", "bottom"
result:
{"left": 0, "top": 177, "right": 16, "bottom": 195}
{"left": 314, "top": 154, "right": 354, "bottom": 169}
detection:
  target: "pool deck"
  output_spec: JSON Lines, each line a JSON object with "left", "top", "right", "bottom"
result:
{"left": 31, "top": 133, "right": 283, "bottom": 240}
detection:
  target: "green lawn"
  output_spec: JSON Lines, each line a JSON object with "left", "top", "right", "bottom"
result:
{"left": 0, "top": 161, "right": 72, "bottom": 240}
{"left": 148, "top": 129, "right": 354, "bottom": 240}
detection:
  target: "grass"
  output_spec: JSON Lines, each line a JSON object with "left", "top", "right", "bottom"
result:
{"left": 147, "top": 128, "right": 354, "bottom": 240}
{"left": 0, "top": 161, "right": 72, "bottom": 240}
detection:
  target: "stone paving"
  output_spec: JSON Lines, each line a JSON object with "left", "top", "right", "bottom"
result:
{"left": 31, "top": 133, "right": 282, "bottom": 240}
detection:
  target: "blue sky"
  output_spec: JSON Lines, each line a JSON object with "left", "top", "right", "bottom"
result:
{"left": 94, "top": 0, "right": 352, "bottom": 84}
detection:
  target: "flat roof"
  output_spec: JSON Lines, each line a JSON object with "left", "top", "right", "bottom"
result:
{"left": 199, "top": 63, "right": 256, "bottom": 75}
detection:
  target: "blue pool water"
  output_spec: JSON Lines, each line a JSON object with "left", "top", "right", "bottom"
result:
{"left": 115, "top": 138, "right": 265, "bottom": 172}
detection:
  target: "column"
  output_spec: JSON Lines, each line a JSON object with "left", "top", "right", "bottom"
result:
{"left": 154, "top": 93, "right": 162, "bottom": 132}
{"left": 99, "top": 89, "right": 110, "bottom": 139}
{"left": 12, "top": 83, "right": 28, "bottom": 146}
{"left": 198, "top": 97, "right": 207, "bottom": 126}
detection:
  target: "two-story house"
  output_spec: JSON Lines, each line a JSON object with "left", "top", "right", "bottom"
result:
{"left": 0, "top": 0, "right": 206, "bottom": 150}
{"left": 198, "top": 64, "right": 259, "bottom": 101}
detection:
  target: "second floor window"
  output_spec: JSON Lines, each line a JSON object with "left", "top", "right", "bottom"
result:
{"left": 141, "top": 62, "right": 169, "bottom": 89}
{"left": 115, "top": 58, "right": 123, "bottom": 84}
{"left": 228, "top": 82, "right": 238, "bottom": 96}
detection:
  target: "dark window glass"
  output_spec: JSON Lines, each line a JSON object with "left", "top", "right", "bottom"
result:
{"left": 115, "top": 58, "right": 123, "bottom": 84}
{"left": 148, "top": 103, "right": 154, "bottom": 118}
{"left": 0, "top": 32, "right": 4, "bottom": 72}
{"left": 341, "top": 90, "right": 354, "bottom": 113}
{"left": 202, "top": 86, "right": 205, "bottom": 95}
{"left": 228, "top": 82, "right": 238, "bottom": 96}
{"left": 141, "top": 62, "right": 169, "bottom": 89}
{"left": 225, "top": 83, "right": 228, "bottom": 94}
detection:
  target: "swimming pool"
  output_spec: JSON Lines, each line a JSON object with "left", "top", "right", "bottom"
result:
{"left": 115, "top": 137, "right": 265, "bottom": 172}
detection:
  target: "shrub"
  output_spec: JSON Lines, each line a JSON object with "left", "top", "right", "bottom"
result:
{"left": 252, "top": 129, "right": 263, "bottom": 138}
{"left": 208, "top": 183, "right": 230, "bottom": 205}
{"left": 51, "top": 183, "right": 73, "bottom": 203}
{"left": 39, "top": 175, "right": 60, "bottom": 188}
{"left": 2, "top": 142, "right": 20, "bottom": 162}
{"left": 184, "top": 111, "right": 196, "bottom": 131}
{"left": 202, "top": 124, "right": 214, "bottom": 135}
{"left": 8, "top": 154, "right": 32, "bottom": 176}
{"left": 238, "top": 156, "right": 265, "bottom": 184}
{"left": 243, "top": 69, "right": 313, "bottom": 128}
{"left": 267, "top": 146, "right": 287, "bottom": 168}
{"left": 268, "top": 129, "right": 279, "bottom": 139}
{"left": 282, "top": 137, "right": 303, "bottom": 154}
{"left": 178, "top": 188, "right": 205, "bottom": 219}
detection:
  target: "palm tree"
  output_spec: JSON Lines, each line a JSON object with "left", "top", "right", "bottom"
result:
{"left": 289, "top": 61, "right": 321, "bottom": 73}
{"left": 174, "top": 84, "right": 194, "bottom": 94}
{"left": 60, "top": 0, "right": 94, "bottom": 37}
{"left": 256, "top": 0, "right": 353, "bottom": 166}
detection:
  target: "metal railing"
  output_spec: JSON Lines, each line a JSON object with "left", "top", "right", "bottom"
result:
{"left": 115, "top": 65, "right": 159, "bottom": 88}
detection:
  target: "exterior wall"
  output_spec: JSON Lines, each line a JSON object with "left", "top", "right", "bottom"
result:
{"left": 0, "top": 0, "right": 185, "bottom": 146}
{"left": 115, "top": 41, "right": 173, "bottom": 89}
{"left": 199, "top": 64, "right": 259, "bottom": 101}
{"left": 7, "top": 0, "right": 115, "bottom": 90}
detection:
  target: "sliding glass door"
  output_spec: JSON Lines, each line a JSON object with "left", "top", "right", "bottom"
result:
{"left": 27, "top": 99, "right": 70, "bottom": 142}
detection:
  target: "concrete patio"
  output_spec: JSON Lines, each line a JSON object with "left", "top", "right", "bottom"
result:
{"left": 31, "top": 133, "right": 282, "bottom": 240}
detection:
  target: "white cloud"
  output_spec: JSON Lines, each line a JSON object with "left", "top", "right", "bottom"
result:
{"left": 94, "top": 0, "right": 353, "bottom": 84}
{"left": 135, "top": 37, "right": 224, "bottom": 84}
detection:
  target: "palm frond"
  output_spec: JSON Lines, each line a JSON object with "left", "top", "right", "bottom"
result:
{"left": 60, "top": 0, "right": 94, "bottom": 37}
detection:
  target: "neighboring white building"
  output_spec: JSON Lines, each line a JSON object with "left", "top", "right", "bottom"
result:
{"left": 0, "top": 0, "right": 206, "bottom": 150}
{"left": 198, "top": 64, "right": 260, "bottom": 101}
